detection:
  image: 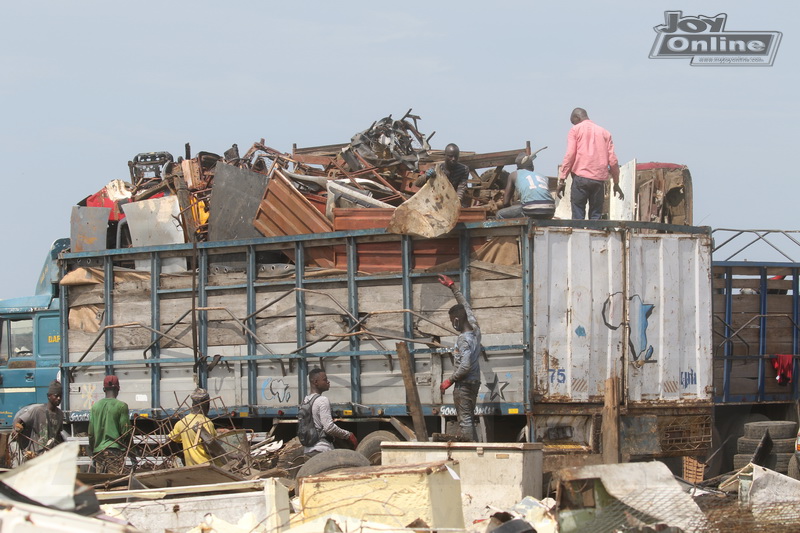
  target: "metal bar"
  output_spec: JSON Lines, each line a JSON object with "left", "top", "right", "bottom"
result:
{"left": 62, "top": 220, "right": 709, "bottom": 262}
{"left": 103, "top": 256, "right": 114, "bottom": 376}
{"left": 347, "top": 236, "right": 362, "bottom": 404}
{"left": 723, "top": 267, "right": 733, "bottom": 403}
{"left": 296, "top": 242, "right": 308, "bottom": 395}
{"left": 150, "top": 253, "right": 161, "bottom": 411}
{"left": 521, "top": 223, "right": 533, "bottom": 428}
{"left": 198, "top": 249, "right": 208, "bottom": 390}
{"left": 401, "top": 235, "right": 414, "bottom": 357}
{"left": 59, "top": 264, "right": 70, "bottom": 412}
{"left": 794, "top": 270, "right": 799, "bottom": 401}
{"left": 247, "top": 245, "right": 258, "bottom": 408}
{"left": 62, "top": 344, "right": 530, "bottom": 368}
{"left": 459, "top": 229, "right": 470, "bottom": 299}
{"left": 758, "top": 268, "right": 768, "bottom": 402}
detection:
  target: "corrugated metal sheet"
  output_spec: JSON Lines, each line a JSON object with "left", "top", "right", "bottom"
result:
{"left": 530, "top": 228, "right": 712, "bottom": 405}
{"left": 332, "top": 207, "right": 487, "bottom": 231}
{"left": 253, "top": 169, "right": 334, "bottom": 268}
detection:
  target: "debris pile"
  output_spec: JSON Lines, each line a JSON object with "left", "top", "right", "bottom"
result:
{"left": 70, "top": 111, "right": 528, "bottom": 272}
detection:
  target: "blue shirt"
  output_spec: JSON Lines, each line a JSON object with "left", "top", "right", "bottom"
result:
{"left": 516, "top": 170, "right": 555, "bottom": 210}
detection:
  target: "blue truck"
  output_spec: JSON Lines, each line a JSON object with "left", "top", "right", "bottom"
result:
{"left": 0, "top": 239, "right": 69, "bottom": 429}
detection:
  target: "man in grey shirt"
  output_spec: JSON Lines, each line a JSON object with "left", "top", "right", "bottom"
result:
{"left": 438, "top": 274, "right": 482, "bottom": 441}
{"left": 302, "top": 368, "right": 358, "bottom": 457}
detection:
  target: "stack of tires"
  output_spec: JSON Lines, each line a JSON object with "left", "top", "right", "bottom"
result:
{"left": 732, "top": 420, "right": 797, "bottom": 474}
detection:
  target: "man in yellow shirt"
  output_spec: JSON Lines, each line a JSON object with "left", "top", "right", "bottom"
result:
{"left": 168, "top": 388, "right": 218, "bottom": 466}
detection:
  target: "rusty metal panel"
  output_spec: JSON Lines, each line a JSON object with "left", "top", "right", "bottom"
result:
{"left": 208, "top": 162, "right": 269, "bottom": 242}
{"left": 253, "top": 169, "right": 334, "bottom": 268}
{"left": 70, "top": 206, "right": 110, "bottom": 252}
{"left": 625, "top": 232, "right": 713, "bottom": 404}
{"left": 333, "top": 207, "right": 487, "bottom": 231}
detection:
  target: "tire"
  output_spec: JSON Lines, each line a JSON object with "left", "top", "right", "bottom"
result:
{"left": 356, "top": 430, "right": 401, "bottom": 465}
{"left": 733, "top": 452, "right": 793, "bottom": 473}
{"left": 743, "top": 421, "right": 798, "bottom": 440}
{"left": 788, "top": 454, "right": 800, "bottom": 480}
{"left": 295, "top": 449, "right": 370, "bottom": 479}
{"left": 737, "top": 437, "right": 797, "bottom": 454}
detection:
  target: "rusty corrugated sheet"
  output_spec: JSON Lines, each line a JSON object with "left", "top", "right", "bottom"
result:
{"left": 332, "top": 207, "right": 487, "bottom": 231}
{"left": 253, "top": 169, "right": 334, "bottom": 268}
{"left": 332, "top": 237, "right": 487, "bottom": 273}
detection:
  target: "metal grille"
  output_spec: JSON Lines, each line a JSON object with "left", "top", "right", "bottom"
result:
{"left": 659, "top": 415, "right": 713, "bottom": 453}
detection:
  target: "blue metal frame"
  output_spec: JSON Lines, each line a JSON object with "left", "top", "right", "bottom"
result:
{"left": 59, "top": 220, "right": 710, "bottom": 420}
{"left": 713, "top": 260, "right": 800, "bottom": 404}
{"left": 150, "top": 253, "right": 161, "bottom": 410}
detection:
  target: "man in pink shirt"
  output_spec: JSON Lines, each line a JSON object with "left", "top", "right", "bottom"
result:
{"left": 556, "top": 108, "right": 624, "bottom": 220}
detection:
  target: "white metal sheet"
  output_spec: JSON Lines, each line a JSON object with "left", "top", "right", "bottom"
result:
{"left": 530, "top": 227, "right": 712, "bottom": 404}
{"left": 531, "top": 228, "right": 625, "bottom": 403}
{"left": 625, "top": 233, "right": 713, "bottom": 403}
{"left": 121, "top": 196, "right": 187, "bottom": 273}
{"left": 609, "top": 159, "right": 636, "bottom": 221}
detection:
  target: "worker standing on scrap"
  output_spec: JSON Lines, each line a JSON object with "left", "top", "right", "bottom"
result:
{"left": 556, "top": 107, "right": 624, "bottom": 219}
{"left": 414, "top": 143, "right": 471, "bottom": 207}
{"left": 88, "top": 375, "right": 131, "bottom": 474}
{"left": 439, "top": 274, "right": 482, "bottom": 441}
{"left": 302, "top": 368, "right": 358, "bottom": 457}
{"left": 168, "top": 388, "right": 219, "bottom": 466}
{"left": 496, "top": 152, "right": 555, "bottom": 220}
{"left": 10, "top": 380, "right": 64, "bottom": 466}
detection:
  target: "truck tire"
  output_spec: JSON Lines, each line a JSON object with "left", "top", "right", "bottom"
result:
{"left": 743, "top": 421, "right": 798, "bottom": 440}
{"left": 296, "top": 449, "right": 370, "bottom": 479}
{"left": 356, "top": 430, "right": 401, "bottom": 465}
{"left": 737, "top": 436, "right": 797, "bottom": 454}
{"left": 788, "top": 454, "right": 800, "bottom": 480}
{"left": 733, "top": 452, "right": 793, "bottom": 473}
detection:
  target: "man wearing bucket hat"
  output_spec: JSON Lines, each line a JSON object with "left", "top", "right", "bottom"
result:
{"left": 168, "top": 388, "right": 220, "bottom": 466}
{"left": 88, "top": 375, "right": 131, "bottom": 474}
{"left": 10, "top": 380, "right": 64, "bottom": 466}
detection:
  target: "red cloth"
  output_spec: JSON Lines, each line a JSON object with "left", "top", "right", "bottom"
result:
{"left": 772, "top": 354, "right": 794, "bottom": 385}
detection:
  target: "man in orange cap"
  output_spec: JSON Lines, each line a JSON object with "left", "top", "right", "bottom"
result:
{"left": 88, "top": 375, "right": 131, "bottom": 474}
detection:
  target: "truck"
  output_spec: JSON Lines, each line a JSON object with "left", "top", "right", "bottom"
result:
{"left": 0, "top": 215, "right": 715, "bottom": 473}
{"left": 2, "top": 152, "right": 793, "bottom": 477}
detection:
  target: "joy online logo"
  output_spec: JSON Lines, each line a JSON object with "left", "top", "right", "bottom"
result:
{"left": 650, "top": 11, "right": 781, "bottom": 66}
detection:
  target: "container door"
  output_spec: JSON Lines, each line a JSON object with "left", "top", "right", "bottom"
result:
{"left": 530, "top": 228, "right": 626, "bottom": 403}
{"left": 624, "top": 233, "right": 713, "bottom": 403}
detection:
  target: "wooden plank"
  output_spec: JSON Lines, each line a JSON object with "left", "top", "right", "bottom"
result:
{"left": 132, "top": 463, "right": 246, "bottom": 489}
{"left": 712, "top": 266, "right": 797, "bottom": 277}
{"left": 96, "top": 479, "right": 265, "bottom": 502}
{"left": 396, "top": 342, "right": 427, "bottom": 441}
{"left": 601, "top": 376, "right": 620, "bottom": 464}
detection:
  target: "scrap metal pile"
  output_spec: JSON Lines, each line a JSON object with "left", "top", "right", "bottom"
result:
{"left": 71, "top": 110, "right": 528, "bottom": 259}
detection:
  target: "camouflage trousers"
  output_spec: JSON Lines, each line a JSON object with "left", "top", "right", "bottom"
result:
{"left": 453, "top": 380, "right": 480, "bottom": 441}
{"left": 94, "top": 447, "right": 126, "bottom": 475}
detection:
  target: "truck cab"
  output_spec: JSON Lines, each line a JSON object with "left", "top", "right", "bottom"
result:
{"left": 0, "top": 239, "right": 68, "bottom": 429}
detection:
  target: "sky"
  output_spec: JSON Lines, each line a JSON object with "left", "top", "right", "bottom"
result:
{"left": 0, "top": 1, "right": 797, "bottom": 299}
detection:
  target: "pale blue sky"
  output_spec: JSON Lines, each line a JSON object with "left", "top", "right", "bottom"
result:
{"left": 1, "top": 1, "right": 796, "bottom": 298}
